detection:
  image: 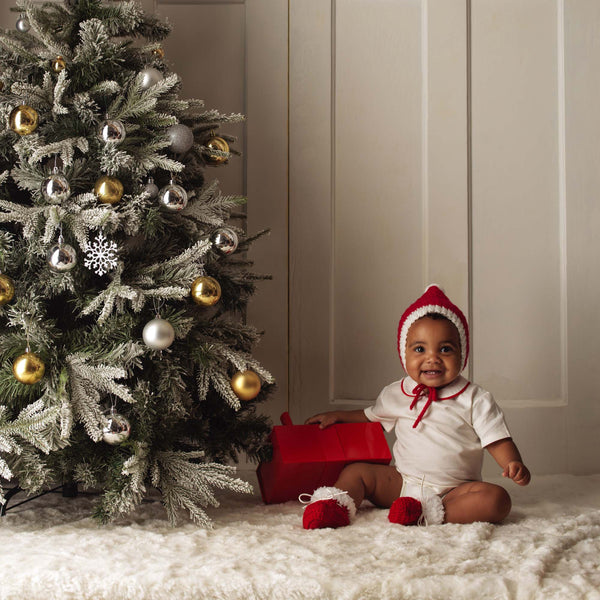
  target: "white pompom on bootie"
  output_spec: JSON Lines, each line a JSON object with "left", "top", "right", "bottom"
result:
{"left": 300, "top": 486, "right": 357, "bottom": 530}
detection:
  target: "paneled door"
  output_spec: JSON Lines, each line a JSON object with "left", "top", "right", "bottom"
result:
{"left": 289, "top": 0, "right": 600, "bottom": 476}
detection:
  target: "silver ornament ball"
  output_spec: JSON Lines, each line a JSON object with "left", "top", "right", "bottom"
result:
{"left": 102, "top": 408, "right": 131, "bottom": 445}
{"left": 211, "top": 227, "right": 239, "bottom": 255}
{"left": 167, "top": 124, "right": 194, "bottom": 154}
{"left": 47, "top": 243, "right": 77, "bottom": 272}
{"left": 144, "top": 177, "right": 159, "bottom": 199}
{"left": 140, "top": 67, "right": 163, "bottom": 90}
{"left": 159, "top": 181, "right": 188, "bottom": 211}
{"left": 99, "top": 119, "right": 126, "bottom": 144}
{"left": 16, "top": 15, "right": 30, "bottom": 32}
{"left": 41, "top": 170, "right": 71, "bottom": 203}
{"left": 143, "top": 317, "right": 175, "bottom": 350}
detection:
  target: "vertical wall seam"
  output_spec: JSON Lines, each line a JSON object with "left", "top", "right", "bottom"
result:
{"left": 556, "top": 0, "right": 569, "bottom": 469}
{"left": 286, "top": 0, "right": 291, "bottom": 412}
{"left": 557, "top": 0, "right": 568, "bottom": 406}
{"left": 328, "top": 0, "right": 336, "bottom": 403}
{"left": 421, "top": 0, "right": 429, "bottom": 287}
{"left": 466, "top": 0, "right": 474, "bottom": 381}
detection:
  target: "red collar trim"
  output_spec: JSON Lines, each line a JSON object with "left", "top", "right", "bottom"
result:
{"left": 401, "top": 378, "right": 470, "bottom": 428}
{"left": 400, "top": 378, "right": 470, "bottom": 400}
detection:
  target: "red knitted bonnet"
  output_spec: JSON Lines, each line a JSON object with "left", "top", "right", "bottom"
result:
{"left": 397, "top": 285, "right": 469, "bottom": 372}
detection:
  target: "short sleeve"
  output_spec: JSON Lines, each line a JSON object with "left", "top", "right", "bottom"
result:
{"left": 472, "top": 391, "right": 511, "bottom": 447}
{"left": 364, "top": 385, "right": 397, "bottom": 432}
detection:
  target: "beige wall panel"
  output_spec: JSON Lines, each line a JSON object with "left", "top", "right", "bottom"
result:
{"left": 290, "top": 0, "right": 468, "bottom": 420}
{"left": 158, "top": 2, "right": 245, "bottom": 197}
{"left": 0, "top": 6, "right": 16, "bottom": 29}
{"left": 564, "top": 0, "right": 600, "bottom": 473}
{"left": 289, "top": 0, "right": 334, "bottom": 420}
{"left": 334, "top": 1, "right": 422, "bottom": 402}
{"left": 471, "top": 0, "right": 564, "bottom": 403}
{"left": 483, "top": 404, "right": 568, "bottom": 478}
{"left": 426, "top": 0, "right": 469, "bottom": 304}
{"left": 245, "top": 0, "right": 289, "bottom": 425}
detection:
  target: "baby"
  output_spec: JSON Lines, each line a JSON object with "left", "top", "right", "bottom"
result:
{"left": 301, "top": 285, "right": 530, "bottom": 529}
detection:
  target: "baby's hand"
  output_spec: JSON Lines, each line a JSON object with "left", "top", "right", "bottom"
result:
{"left": 304, "top": 412, "right": 341, "bottom": 429}
{"left": 503, "top": 461, "right": 531, "bottom": 486}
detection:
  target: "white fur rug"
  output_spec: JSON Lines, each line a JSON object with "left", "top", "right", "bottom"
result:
{"left": 0, "top": 473, "right": 599, "bottom": 600}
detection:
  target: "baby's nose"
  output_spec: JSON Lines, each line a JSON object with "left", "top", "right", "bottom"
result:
{"left": 426, "top": 352, "right": 442, "bottom": 363}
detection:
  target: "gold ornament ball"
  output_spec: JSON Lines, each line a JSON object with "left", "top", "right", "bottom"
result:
{"left": 94, "top": 176, "right": 124, "bottom": 204}
{"left": 191, "top": 275, "right": 222, "bottom": 306}
{"left": 52, "top": 56, "right": 66, "bottom": 72}
{"left": 205, "top": 136, "right": 230, "bottom": 165}
{"left": 0, "top": 274, "right": 15, "bottom": 306}
{"left": 231, "top": 370, "right": 262, "bottom": 401}
{"left": 152, "top": 47, "right": 165, "bottom": 59}
{"left": 9, "top": 104, "right": 39, "bottom": 135}
{"left": 13, "top": 352, "right": 45, "bottom": 385}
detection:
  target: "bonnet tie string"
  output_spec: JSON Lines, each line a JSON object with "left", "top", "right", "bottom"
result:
{"left": 403, "top": 380, "right": 470, "bottom": 428}
{"left": 409, "top": 384, "right": 437, "bottom": 429}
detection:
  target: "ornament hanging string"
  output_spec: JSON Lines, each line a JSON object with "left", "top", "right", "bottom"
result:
{"left": 23, "top": 317, "right": 31, "bottom": 354}
{"left": 152, "top": 298, "right": 165, "bottom": 318}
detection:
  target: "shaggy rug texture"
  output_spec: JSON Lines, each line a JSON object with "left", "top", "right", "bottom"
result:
{"left": 0, "top": 473, "right": 599, "bottom": 600}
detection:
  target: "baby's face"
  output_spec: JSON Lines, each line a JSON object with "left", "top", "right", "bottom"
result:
{"left": 405, "top": 316, "right": 462, "bottom": 388}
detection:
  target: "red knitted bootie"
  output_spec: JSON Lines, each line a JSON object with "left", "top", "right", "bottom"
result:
{"left": 388, "top": 496, "right": 423, "bottom": 525}
{"left": 388, "top": 493, "right": 445, "bottom": 526}
{"left": 303, "top": 499, "right": 349, "bottom": 529}
{"left": 301, "top": 486, "right": 357, "bottom": 530}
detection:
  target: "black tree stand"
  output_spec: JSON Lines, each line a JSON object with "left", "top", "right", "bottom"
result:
{"left": 0, "top": 481, "right": 78, "bottom": 516}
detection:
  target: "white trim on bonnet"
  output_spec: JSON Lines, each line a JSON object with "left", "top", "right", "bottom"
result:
{"left": 398, "top": 304, "right": 467, "bottom": 371}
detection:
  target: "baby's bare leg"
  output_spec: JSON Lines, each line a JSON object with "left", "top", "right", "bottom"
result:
{"left": 334, "top": 463, "right": 403, "bottom": 508}
{"left": 443, "top": 481, "right": 511, "bottom": 524}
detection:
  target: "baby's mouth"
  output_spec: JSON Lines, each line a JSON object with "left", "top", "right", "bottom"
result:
{"left": 422, "top": 370, "right": 442, "bottom": 376}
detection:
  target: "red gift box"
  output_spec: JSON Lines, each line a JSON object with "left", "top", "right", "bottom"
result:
{"left": 256, "top": 412, "right": 392, "bottom": 504}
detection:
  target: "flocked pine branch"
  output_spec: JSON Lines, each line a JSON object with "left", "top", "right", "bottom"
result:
{"left": 0, "top": 396, "right": 62, "bottom": 501}
{"left": 27, "top": 136, "right": 89, "bottom": 166}
{"left": 66, "top": 352, "right": 135, "bottom": 441}
{"left": 151, "top": 450, "right": 252, "bottom": 527}
{"left": 0, "top": 32, "right": 42, "bottom": 64}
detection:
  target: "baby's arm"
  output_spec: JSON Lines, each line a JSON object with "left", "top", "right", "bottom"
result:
{"left": 305, "top": 409, "right": 369, "bottom": 429}
{"left": 485, "top": 438, "right": 531, "bottom": 486}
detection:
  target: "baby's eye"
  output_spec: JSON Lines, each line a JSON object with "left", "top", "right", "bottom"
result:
{"left": 413, "top": 346, "right": 424, "bottom": 353}
{"left": 440, "top": 345, "right": 455, "bottom": 353}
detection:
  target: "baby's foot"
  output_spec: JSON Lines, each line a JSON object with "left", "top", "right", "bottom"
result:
{"left": 388, "top": 496, "right": 423, "bottom": 525}
{"left": 300, "top": 486, "right": 356, "bottom": 530}
{"left": 388, "top": 494, "right": 445, "bottom": 525}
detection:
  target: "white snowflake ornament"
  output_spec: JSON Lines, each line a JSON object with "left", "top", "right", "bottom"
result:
{"left": 84, "top": 231, "right": 118, "bottom": 275}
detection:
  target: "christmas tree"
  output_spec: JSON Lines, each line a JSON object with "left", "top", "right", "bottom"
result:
{"left": 0, "top": 0, "right": 273, "bottom": 526}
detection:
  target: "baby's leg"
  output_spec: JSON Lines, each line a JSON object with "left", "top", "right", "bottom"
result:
{"left": 443, "top": 481, "right": 511, "bottom": 524}
{"left": 335, "top": 463, "right": 403, "bottom": 509}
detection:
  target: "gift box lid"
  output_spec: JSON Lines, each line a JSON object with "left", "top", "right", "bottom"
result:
{"left": 266, "top": 412, "right": 391, "bottom": 464}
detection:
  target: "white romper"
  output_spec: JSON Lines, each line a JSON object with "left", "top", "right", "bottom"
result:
{"left": 364, "top": 375, "right": 511, "bottom": 497}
